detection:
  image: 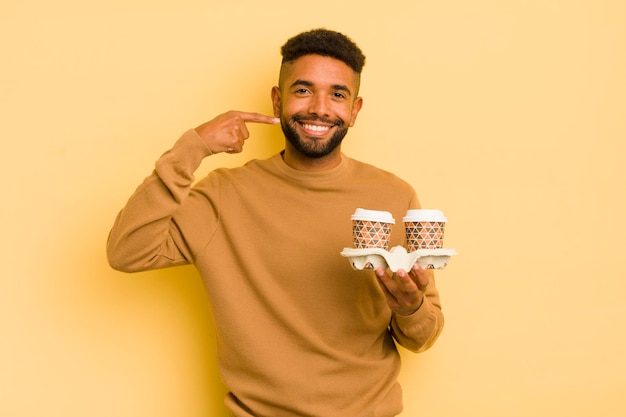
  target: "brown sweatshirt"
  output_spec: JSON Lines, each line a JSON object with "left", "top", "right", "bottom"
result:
{"left": 107, "top": 129, "right": 444, "bottom": 417}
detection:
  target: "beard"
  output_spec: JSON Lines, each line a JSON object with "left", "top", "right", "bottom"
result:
{"left": 280, "top": 114, "right": 349, "bottom": 159}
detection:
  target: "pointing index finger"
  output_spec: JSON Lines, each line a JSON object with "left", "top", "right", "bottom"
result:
{"left": 239, "top": 111, "right": 280, "bottom": 125}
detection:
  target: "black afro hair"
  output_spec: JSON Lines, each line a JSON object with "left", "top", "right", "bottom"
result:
{"left": 280, "top": 28, "right": 366, "bottom": 74}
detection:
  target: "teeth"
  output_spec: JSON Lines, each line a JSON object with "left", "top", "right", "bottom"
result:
{"left": 302, "top": 123, "right": 330, "bottom": 132}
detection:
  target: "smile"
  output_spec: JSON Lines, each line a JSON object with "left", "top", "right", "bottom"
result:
{"left": 300, "top": 123, "right": 332, "bottom": 133}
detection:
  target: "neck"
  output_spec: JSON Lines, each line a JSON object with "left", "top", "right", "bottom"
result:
{"left": 281, "top": 145, "right": 343, "bottom": 171}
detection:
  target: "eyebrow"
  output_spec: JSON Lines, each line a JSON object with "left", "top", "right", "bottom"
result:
{"left": 289, "top": 79, "right": 353, "bottom": 97}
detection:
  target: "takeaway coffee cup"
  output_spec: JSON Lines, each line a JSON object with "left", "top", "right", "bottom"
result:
{"left": 351, "top": 208, "right": 395, "bottom": 249}
{"left": 403, "top": 209, "right": 447, "bottom": 251}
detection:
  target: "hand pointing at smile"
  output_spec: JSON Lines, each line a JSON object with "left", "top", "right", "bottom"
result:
{"left": 195, "top": 111, "right": 280, "bottom": 154}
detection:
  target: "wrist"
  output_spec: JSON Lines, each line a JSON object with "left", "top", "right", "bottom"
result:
{"left": 397, "top": 295, "right": 425, "bottom": 317}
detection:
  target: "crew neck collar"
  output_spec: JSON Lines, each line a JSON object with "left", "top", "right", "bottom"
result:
{"left": 272, "top": 151, "right": 349, "bottom": 180}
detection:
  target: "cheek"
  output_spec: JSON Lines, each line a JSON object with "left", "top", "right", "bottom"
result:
{"left": 278, "top": 99, "right": 298, "bottom": 117}
{"left": 344, "top": 107, "right": 358, "bottom": 126}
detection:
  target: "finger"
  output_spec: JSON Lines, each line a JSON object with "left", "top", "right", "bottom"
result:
{"left": 225, "top": 146, "right": 242, "bottom": 154}
{"left": 377, "top": 269, "right": 417, "bottom": 300}
{"left": 375, "top": 268, "right": 397, "bottom": 296}
{"left": 378, "top": 269, "right": 422, "bottom": 315}
{"left": 239, "top": 122, "right": 251, "bottom": 141}
{"left": 396, "top": 269, "right": 418, "bottom": 292}
{"left": 410, "top": 263, "right": 431, "bottom": 290}
{"left": 375, "top": 269, "right": 400, "bottom": 306}
{"left": 238, "top": 111, "right": 281, "bottom": 125}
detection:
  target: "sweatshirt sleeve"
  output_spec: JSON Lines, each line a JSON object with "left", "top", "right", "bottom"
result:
{"left": 106, "top": 129, "right": 213, "bottom": 272}
{"left": 389, "top": 274, "right": 445, "bottom": 353}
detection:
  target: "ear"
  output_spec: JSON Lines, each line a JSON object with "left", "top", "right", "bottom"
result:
{"left": 271, "top": 86, "right": 281, "bottom": 118}
{"left": 349, "top": 96, "right": 364, "bottom": 127}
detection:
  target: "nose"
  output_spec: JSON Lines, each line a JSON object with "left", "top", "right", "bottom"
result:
{"left": 308, "top": 94, "right": 330, "bottom": 117}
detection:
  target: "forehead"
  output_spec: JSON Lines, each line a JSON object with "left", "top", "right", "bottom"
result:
{"left": 279, "top": 55, "right": 360, "bottom": 90}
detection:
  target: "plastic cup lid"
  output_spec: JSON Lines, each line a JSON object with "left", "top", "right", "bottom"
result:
{"left": 403, "top": 209, "right": 447, "bottom": 223}
{"left": 351, "top": 208, "right": 395, "bottom": 224}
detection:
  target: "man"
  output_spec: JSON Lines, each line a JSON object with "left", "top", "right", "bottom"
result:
{"left": 107, "top": 28, "right": 444, "bottom": 417}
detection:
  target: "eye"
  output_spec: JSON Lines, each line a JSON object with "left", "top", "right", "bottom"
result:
{"left": 294, "top": 88, "right": 310, "bottom": 95}
{"left": 333, "top": 92, "right": 347, "bottom": 99}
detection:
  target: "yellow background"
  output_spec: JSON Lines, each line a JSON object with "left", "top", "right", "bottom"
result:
{"left": 2, "top": 0, "right": 625, "bottom": 416}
